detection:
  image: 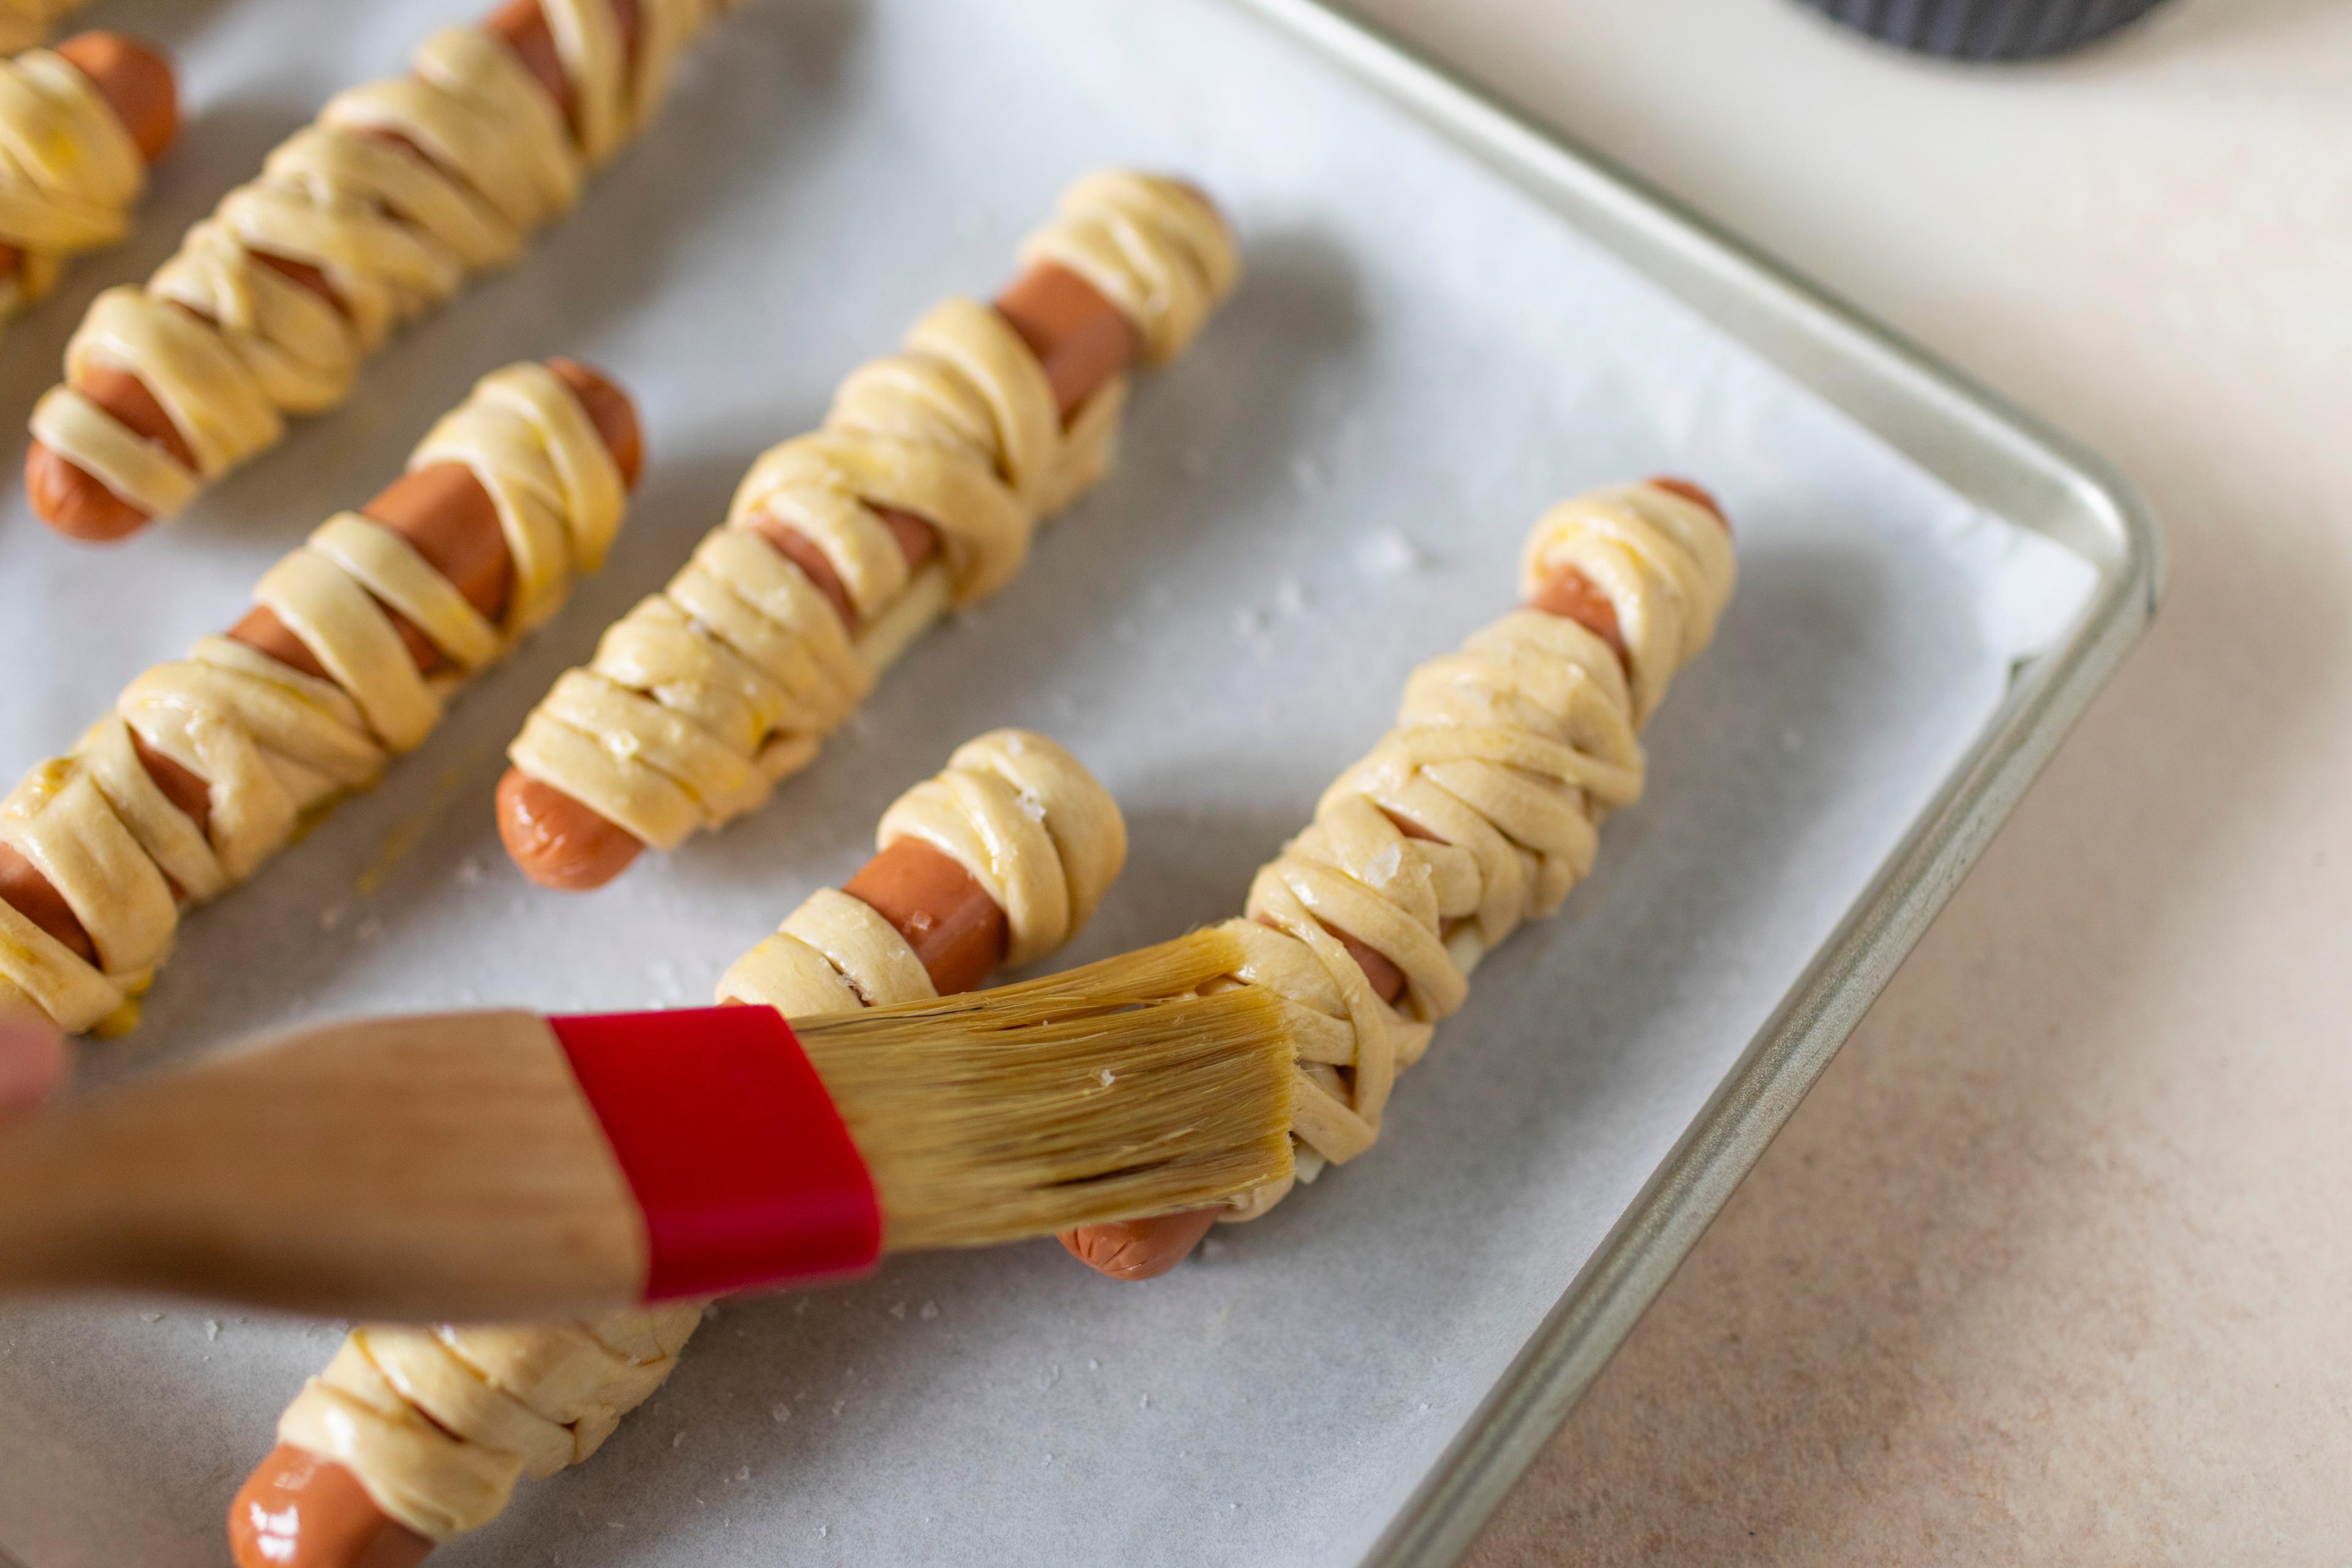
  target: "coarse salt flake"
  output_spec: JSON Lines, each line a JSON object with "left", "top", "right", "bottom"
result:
{"left": 1355, "top": 532, "right": 1426, "bottom": 576}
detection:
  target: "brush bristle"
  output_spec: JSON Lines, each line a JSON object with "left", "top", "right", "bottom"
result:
{"left": 789, "top": 930, "right": 1297, "bottom": 1251}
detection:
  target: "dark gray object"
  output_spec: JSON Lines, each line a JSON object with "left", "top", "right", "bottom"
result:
{"left": 1793, "top": 0, "right": 2176, "bottom": 60}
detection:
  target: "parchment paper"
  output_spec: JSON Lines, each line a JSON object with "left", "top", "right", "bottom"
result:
{"left": 0, "top": 0, "right": 2096, "bottom": 1562}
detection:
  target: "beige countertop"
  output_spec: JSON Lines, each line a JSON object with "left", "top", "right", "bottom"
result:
{"left": 1329, "top": 0, "right": 2351, "bottom": 1560}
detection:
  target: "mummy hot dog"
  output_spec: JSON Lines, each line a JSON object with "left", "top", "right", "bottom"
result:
{"left": 1060, "top": 478, "right": 1738, "bottom": 1278}
{"left": 25, "top": 0, "right": 724, "bottom": 541}
{"left": 0, "top": 360, "right": 640, "bottom": 1034}
{"left": 0, "top": 30, "right": 177, "bottom": 327}
{"left": 495, "top": 170, "right": 1238, "bottom": 890}
{"left": 228, "top": 729, "right": 1126, "bottom": 1567}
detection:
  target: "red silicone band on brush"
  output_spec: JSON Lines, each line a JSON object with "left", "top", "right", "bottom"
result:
{"left": 548, "top": 1005, "right": 882, "bottom": 1300}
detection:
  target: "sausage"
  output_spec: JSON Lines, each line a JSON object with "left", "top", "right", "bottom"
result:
{"left": 1057, "top": 477, "right": 1730, "bottom": 1281}
{"left": 840, "top": 834, "right": 1009, "bottom": 997}
{"left": 1058, "top": 1209, "right": 1224, "bottom": 1284}
{"left": 494, "top": 257, "right": 1152, "bottom": 892}
{"left": 50, "top": 32, "right": 176, "bottom": 160}
{"left": 484, "top": 0, "right": 643, "bottom": 138}
{"left": 1522, "top": 477, "right": 1727, "bottom": 657}
{"left": 227, "top": 835, "right": 1011, "bottom": 1568}
{"left": 1648, "top": 477, "right": 1724, "bottom": 521}
{"left": 222, "top": 362, "right": 643, "bottom": 689}
{"left": 0, "top": 31, "right": 178, "bottom": 341}
{"left": 228, "top": 1442, "right": 435, "bottom": 1568}
{"left": 25, "top": 1, "right": 637, "bottom": 541}
{"left": 0, "top": 28, "right": 178, "bottom": 312}
{"left": 995, "top": 260, "right": 1142, "bottom": 419}
{"left": 0, "top": 359, "right": 641, "bottom": 968}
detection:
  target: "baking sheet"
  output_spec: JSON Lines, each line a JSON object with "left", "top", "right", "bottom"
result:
{"left": 0, "top": 0, "right": 2101, "bottom": 1562}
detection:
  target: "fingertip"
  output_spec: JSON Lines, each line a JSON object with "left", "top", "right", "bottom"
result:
{"left": 0, "top": 1012, "right": 68, "bottom": 1116}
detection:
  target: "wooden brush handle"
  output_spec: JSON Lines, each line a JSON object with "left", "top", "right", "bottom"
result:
{"left": 0, "top": 1011, "right": 648, "bottom": 1319}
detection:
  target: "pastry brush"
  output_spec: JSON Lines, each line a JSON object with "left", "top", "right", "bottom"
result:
{"left": 0, "top": 930, "right": 1294, "bottom": 1321}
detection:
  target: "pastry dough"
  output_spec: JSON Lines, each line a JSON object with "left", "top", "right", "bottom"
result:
{"left": 723, "top": 728, "right": 1128, "bottom": 1003}
{"left": 0, "top": 0, "right": 82, "bottom": 55}
{"left": 0, "top": 43, "right": 146, "bottom": 326}
{"left": 507, "top": 170, "right": 1238, "bottom": 852}
{"left": 1214, "top": 483, "right": 1735, "bottom": 1215}
{"left": 27, "top": 0, "right": 725, "bottom": 520}
{"left": 1019, "top": 170, "right": 1236, "bottom": 367}
{"left": 0, "top": 363, "right": 625, "bottom": 1033}
{"left": 278, "top": 729, "right": 1125, "bottom": 1540}
{"left": 276, "top": 1306, "right": 707, "bottom": 1542}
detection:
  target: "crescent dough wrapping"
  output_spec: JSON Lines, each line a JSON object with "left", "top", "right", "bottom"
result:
{"left": 506, "top": 170, "right": 1239, "bottom": 851}
{"left": 0, "top": 43, "right": 146, "bottom": 327}
{"left": 0, "top": 0, "right": 83, "bottom": 55}
{"left": 1213, "top": 483, "right": 1736, "bottom": 1215}
{"left": 26, "top": 0, "right": 725, "bottom": 521}
{"left": 0, "top": 363, "right": 626, "bottom": 1033}
{"left": 276, "top": 729, "right": 1125, "bottom": 1541}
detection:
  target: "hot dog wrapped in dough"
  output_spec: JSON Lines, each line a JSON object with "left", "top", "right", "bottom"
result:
{"left": 230, "top": 730, "right": 1127, "bottom": 1565}
{"left": 0, "top": 360, "right": 641, "bottom": 1035}
{"left": 25, "top": 0, "right": 728, "bottom": 540}
{"left": 497, "top": 170, "right": 1239, "bottom": 891}
{"left": 0, "top": 31, "right": 177, "bottom": 331}
{"left": 1065, "top": 479, "right": 1737, "bottom": 1279}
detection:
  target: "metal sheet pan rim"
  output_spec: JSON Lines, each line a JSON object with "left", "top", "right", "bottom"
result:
{"left": 1216, "top": 2, "right": 2163, "bottom": 1564}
